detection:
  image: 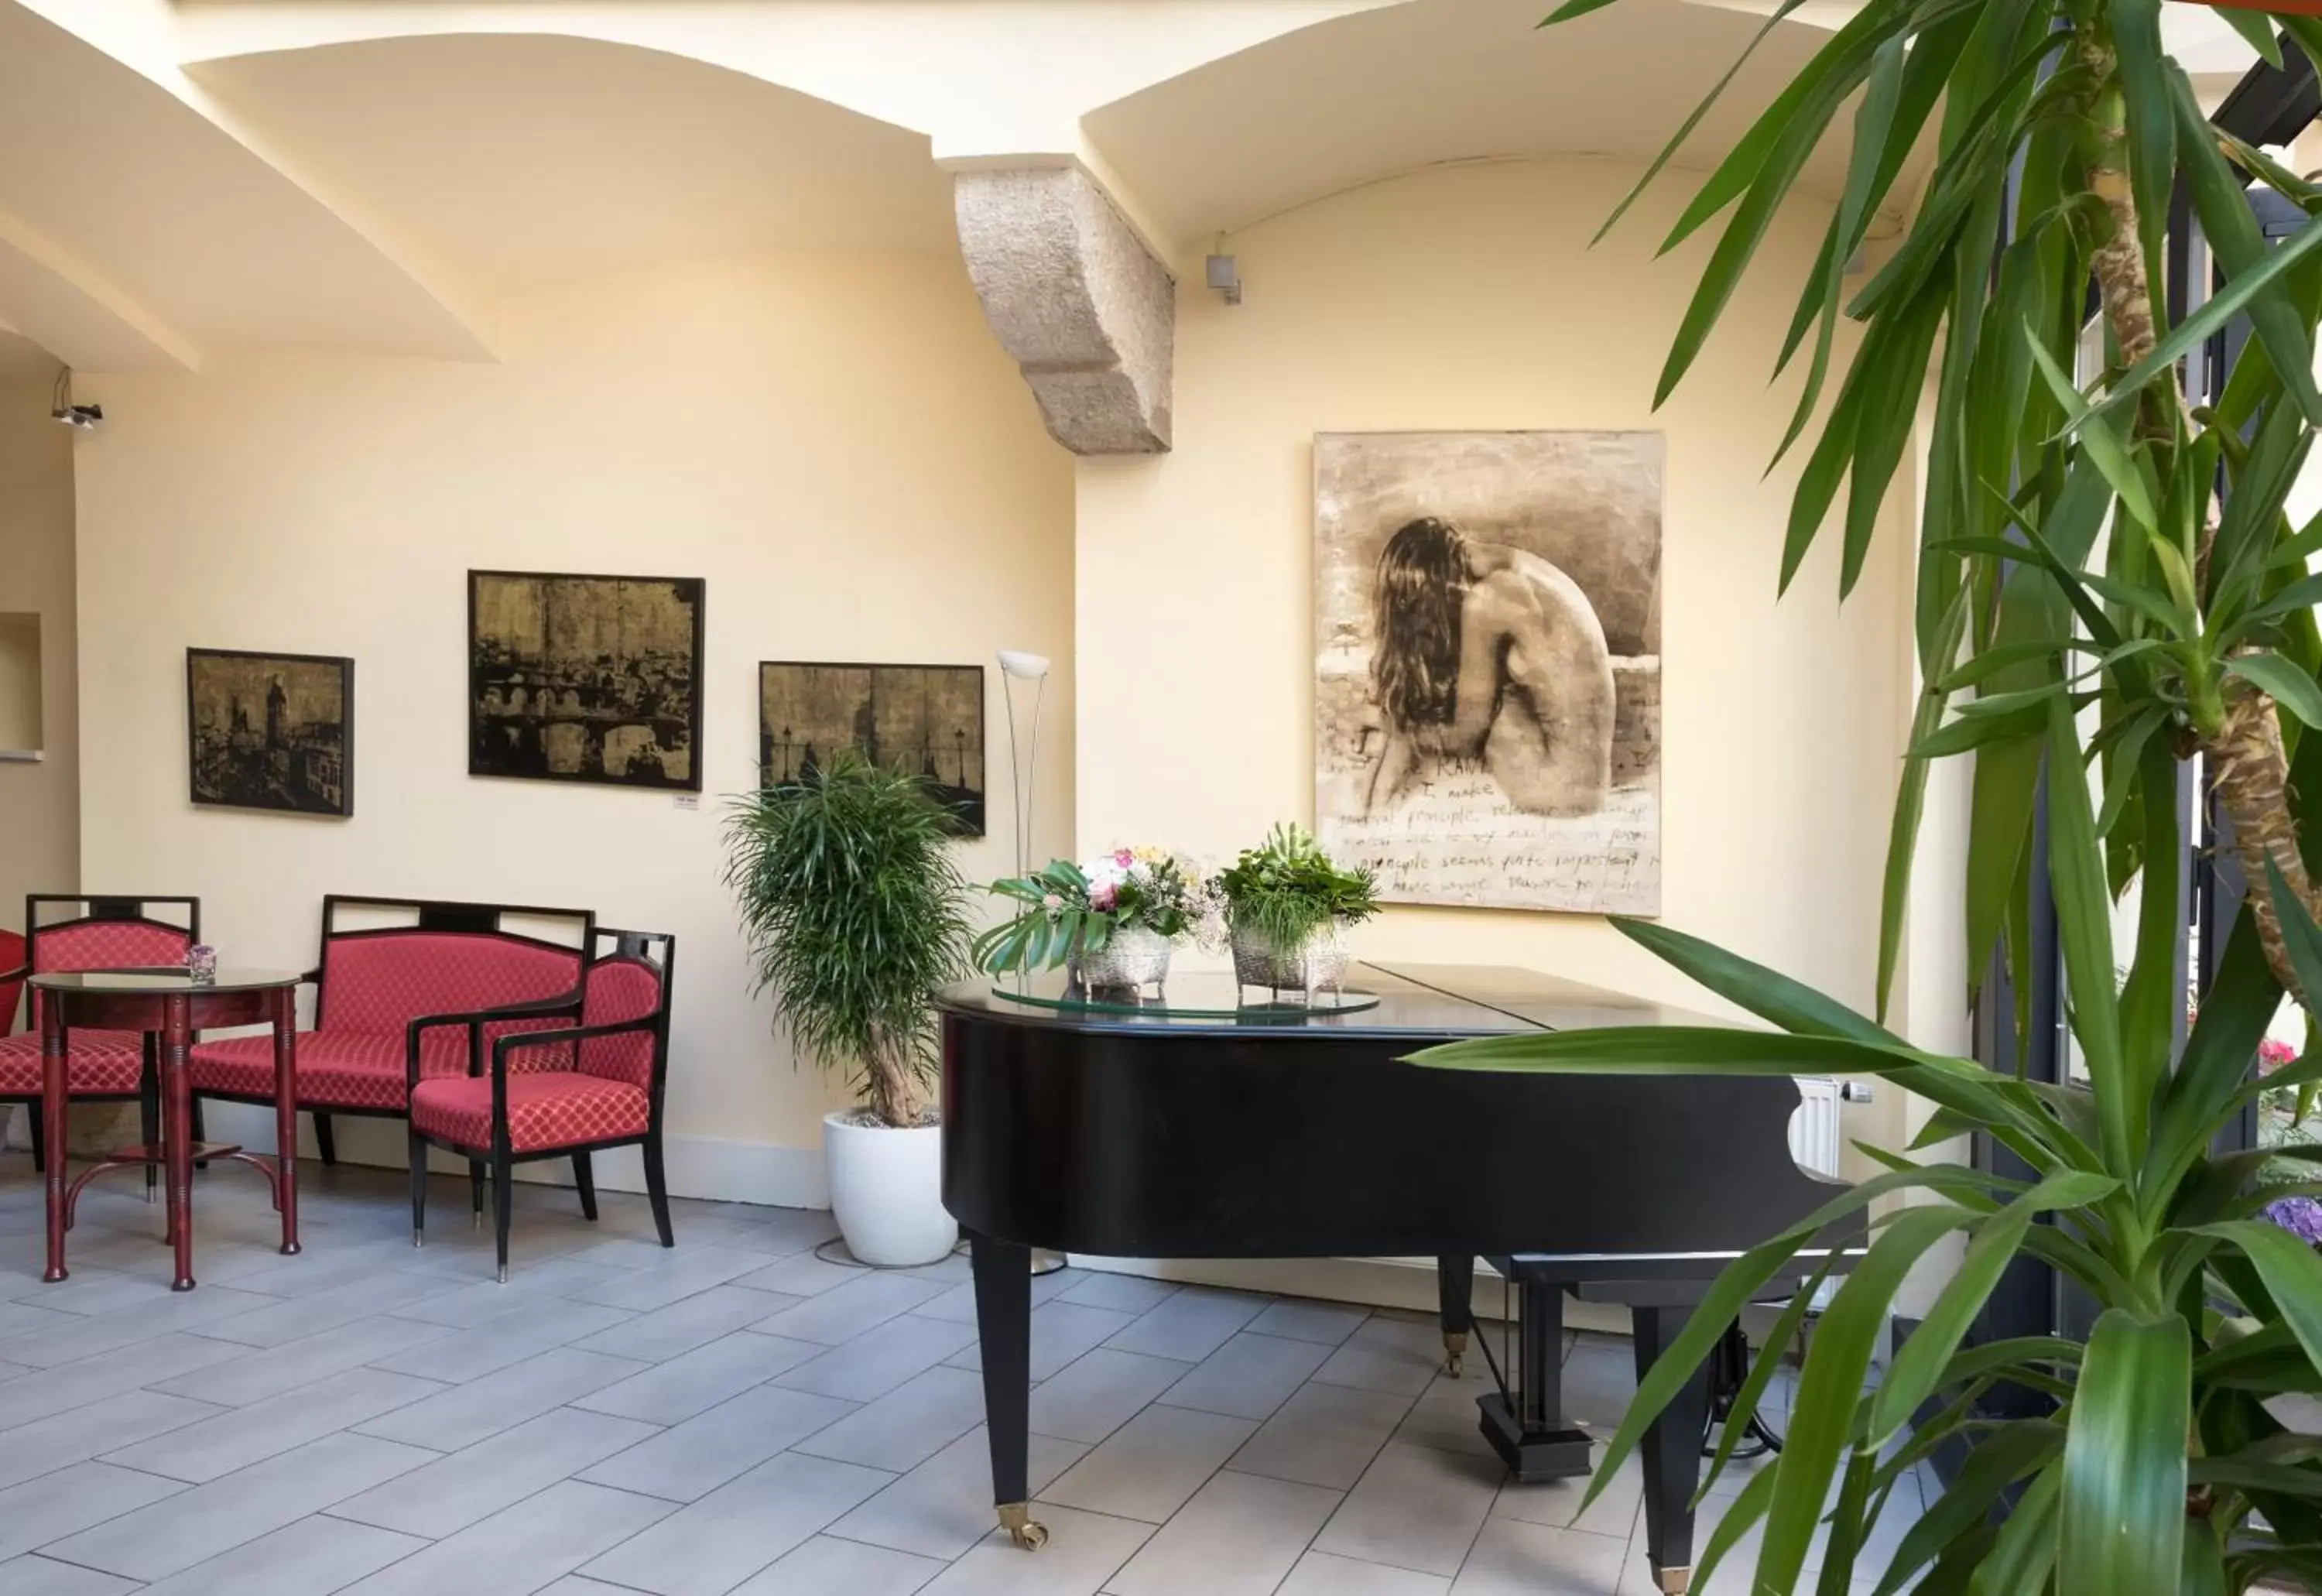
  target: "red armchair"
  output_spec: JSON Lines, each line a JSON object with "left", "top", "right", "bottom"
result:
{"left": 189, "top": 895, "right": 592, "bottom": 1163}
{"left": 0, "top": 927, "right": 22, "bottom": 1039}
{"left": 0, "top": 896, "right": 198, "bottom": 1187}
{"left": 409, "top": 928, "right": 676, "bottom": 1281}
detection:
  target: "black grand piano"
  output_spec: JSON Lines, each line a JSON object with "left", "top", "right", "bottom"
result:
{"left": 940, "top": 962, "right": 1862, "bottom": 1596}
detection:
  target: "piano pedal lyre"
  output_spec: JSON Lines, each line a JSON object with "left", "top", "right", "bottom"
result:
{"left": 998, "top": 1502, "right": 1049, "bottom": 1550}
{"left": 1443, "top": 1330, "right": 1468, "bottom": 1379}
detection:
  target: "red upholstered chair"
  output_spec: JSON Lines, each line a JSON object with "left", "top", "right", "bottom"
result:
{"left": 409, "top": 928, "right": 675, "bottom": 1281}
{"left": 0, "top": 925, "right": 21, "bottom": 1163}
{"left": 0, "top": 928, "right": 23, "bottom": 1037}
{"left": 189, "top": 896, "right": 591, "bottom": 1163}
{"left": 0, "top": 896, "right": 199, "bottom": 1187}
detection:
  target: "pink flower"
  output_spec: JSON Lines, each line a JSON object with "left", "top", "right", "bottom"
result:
{"left": 2262, "top": 1039, "right": 2298, "bottom": 1073}
{"left": 1115, "top": 848, "right": 1135, "bottom": 868}
{"left": 1089, "top": 882, "right": 1118, "bottom": 911}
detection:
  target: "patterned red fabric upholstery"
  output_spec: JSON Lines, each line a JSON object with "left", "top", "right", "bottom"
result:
{"left": 577, "top": 959, "right": 660, "bottom": 1089}
{"left": 188, "top": 1029, "right": 472, "bottom": 1110}
{"left": 29, "top": 917, "right": 193, "bottom": 1037}
{"left": 33, "top": 919, "right": 192, "bottom": 974}
{"left": 318, "top": 933, "right": 580, "bottom": 1034}
{"left": 502, "top": 957, "right": 662, "bottom": 1085}
{"left": 409, "top": 1071, "right": 650, "bottom": 1152}
{"left": 0, "top": 1032, "right": 145, "bottom": 1096}
{"left": 0, "top": 927, "right": 24, "bottom": 1036}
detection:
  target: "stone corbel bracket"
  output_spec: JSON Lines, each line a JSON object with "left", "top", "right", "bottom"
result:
{"left": 954, "top": 166, "right": 1174, "bottom": 455}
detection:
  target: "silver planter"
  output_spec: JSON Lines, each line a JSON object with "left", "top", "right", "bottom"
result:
{"left": 1070, "top": 923, "right": 1173, "bottom": 993}
{"left": 1231, "top": 921, "right": 1351, "bottom": 995}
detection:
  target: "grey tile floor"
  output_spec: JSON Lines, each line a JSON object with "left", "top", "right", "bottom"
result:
{"left": 0, "top": 1160, "right": 1930, "bottom": 1595}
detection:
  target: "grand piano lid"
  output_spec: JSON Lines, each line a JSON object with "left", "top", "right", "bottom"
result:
{"left": 1365, "top": 962, "right": 1745, "bottom": 1034}
{"left": 940, "top": 961, "right": 1750, "bottom": 1040}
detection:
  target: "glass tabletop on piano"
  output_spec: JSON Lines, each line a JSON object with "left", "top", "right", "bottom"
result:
{"left": 946, "top": 962, "right": 1739, "bottom": 1037}
{"left": 983, "top": 968, "right": 1382, "bottom": 1020}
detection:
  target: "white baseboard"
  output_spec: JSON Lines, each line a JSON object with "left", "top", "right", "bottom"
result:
{"left": 196, "top": 1102, "right": 830, "bottom": 1209}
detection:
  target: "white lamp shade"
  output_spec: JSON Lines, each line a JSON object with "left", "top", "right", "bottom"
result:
{"left": 997, "top": 649, "right": 1051, "bottom": 681}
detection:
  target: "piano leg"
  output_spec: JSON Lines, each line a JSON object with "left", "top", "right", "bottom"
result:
{"left": 968, "top": 1228, "right": 1048, "bottom": 1550}
{"left": 1437, "top": 1254, "right": 1474, "bottom": 1377}
{"left": 1632, "top": 1303, "right": 1716, "bottom": 1595}
{"left": 1477, "top": 1280, "right": 1591, "bottom": 1480}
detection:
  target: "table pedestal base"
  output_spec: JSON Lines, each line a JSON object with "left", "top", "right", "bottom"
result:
{"left": 34, "top": 975, "right": 303, "bottom": 1290}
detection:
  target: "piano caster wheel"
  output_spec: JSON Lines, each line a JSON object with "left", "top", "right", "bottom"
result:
{"left": 1444, "top": 1331, "right": 1468, "bottom": 1379}
{"left": 998, "top": 1503, "right": 1048, "bottom": 1550}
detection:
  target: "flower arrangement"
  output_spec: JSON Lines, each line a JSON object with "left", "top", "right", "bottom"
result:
{"left": 971, "top": 847, "right": 1220, "bottom": 976}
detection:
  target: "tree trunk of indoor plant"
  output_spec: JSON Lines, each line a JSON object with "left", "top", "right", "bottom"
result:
{"left": 2081, "top": 31, "right": 2320, "bottom": 1005}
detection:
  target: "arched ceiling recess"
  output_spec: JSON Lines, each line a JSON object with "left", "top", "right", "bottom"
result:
{"left": 167, "top": 0, "right": 1405, "bottom": 168}
{"left": 0, "top": 0, "right": 492, "bottom": 371}
{"left": 188, "top": 33, "right": 961, "bottom": 295}
{"left": 1081, "top": 0, "right": 1913, "bottom": 253}
{"left": 1081, "top": 0, "right": 2265, "bottom": 254}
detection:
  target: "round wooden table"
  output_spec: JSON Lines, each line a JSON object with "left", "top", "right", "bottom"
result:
{"left": 32, "top": 967, "right": 302, "bottom": 1289}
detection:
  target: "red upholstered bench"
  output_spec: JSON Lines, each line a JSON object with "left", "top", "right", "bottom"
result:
{"left": 189, "top": 895, "right": 593, "bottom": 1164}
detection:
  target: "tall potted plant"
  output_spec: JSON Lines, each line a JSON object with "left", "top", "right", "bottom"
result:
{"left": 1418, "top": 3, "right": 2322, "bottom": 1591}
{"left": 724, "top": 754, "right": 972, "bottom": 1266}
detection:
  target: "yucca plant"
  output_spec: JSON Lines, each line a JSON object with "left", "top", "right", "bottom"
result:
{"left": 1414, "top": 2, "right": 2322, "bottom": 1590}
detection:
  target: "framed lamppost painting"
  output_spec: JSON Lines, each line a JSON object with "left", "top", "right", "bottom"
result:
{"left": 759, "top": 661, "right": 986, "bottom": 835}
{"left": 1313, "top": 430, "right": 1663, "bottom": 915}
{"left": 186, "top": 648, "right": 354, "bottom": 817}
{"left": 468, "top": 570, "right": 705, "bottom": 792}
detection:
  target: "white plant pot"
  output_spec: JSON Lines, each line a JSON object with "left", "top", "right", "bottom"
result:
{"left": 823, "top": 1110, "right": 957, "bottom": 1267}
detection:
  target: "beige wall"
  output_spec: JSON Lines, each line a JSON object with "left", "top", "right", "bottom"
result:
{"left": 0, "top": 375, "right": 78, "bottom": 940}
{"left": 71, "top": 249, "right": 1074, "bottom": 1199}
{"left": 1076, "top": 160, "right": 1918, "bottom": 1170}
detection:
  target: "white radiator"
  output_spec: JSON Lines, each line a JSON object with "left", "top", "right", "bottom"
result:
{"left": 1788, "top": 1076, "right": 1844, "bottom": 1178}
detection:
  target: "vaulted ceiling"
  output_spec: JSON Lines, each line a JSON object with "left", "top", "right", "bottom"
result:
{"left": 0, "top": 0, "right": 2266, "bottom": 376}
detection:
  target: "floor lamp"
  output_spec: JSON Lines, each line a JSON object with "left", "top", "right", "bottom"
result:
{"left": 996, "top": 650, "right": 1048, "bottom": 882}
{"left": 996, "top": 649, "right": 1067, "bottom": 1277}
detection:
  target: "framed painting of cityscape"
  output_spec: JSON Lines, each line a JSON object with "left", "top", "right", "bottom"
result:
{"left": 187, "top": 648, "right": 354, "bottom": 817}
{"left": 759, "top": 661, "right": 985, "bottom": 835}
{"left": 469, "top": 570, "right": 705, "bottom": 792}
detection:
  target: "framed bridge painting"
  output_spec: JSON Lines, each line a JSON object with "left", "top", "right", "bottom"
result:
{"left": 758, "top": 660, "right": 986, "bottom": 836}
{"left": 187, "top": 647, "right": 354, "bottom": 817}
{"left": 467, "top": 569, "right": 705, "bottom": 792}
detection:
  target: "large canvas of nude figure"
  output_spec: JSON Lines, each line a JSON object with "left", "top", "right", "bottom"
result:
{"left": 1314, "top": 430, "right": 1662, "bottom": 915}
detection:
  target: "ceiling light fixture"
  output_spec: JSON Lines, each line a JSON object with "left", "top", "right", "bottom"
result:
{"left": 50, "top": 366, "right": 101, "bottom": 430}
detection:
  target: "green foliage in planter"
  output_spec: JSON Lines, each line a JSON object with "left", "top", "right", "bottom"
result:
{"left": 1217, "top": 824, "right": 1380, "bottom": 950}
{"left": 1413, "top": 0, "right": 2322, "bottom": 1588}
{"left": 722, "top": 754, "right": 971, "bottom": 1129}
